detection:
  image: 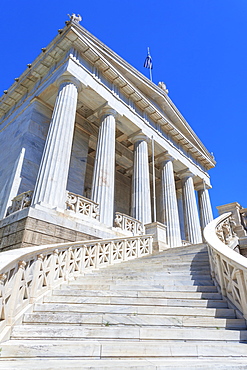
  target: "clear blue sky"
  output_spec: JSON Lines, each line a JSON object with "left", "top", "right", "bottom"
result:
{"left": 1, "top": 0, "right": 246, "bottom": 217}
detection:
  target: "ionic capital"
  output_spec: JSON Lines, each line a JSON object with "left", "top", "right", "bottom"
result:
{"left": 56, "top": 74, "right": 82, "bottom": 92}
{"left": 194, "top": 180, "right": 212, "bottom": 191}
{"left": 178, "top": 168, "right": 194, "bottom": 180}
{"left": 98, "top": 106, "right": 118, "bottom": 120}
{"left": 157, "top": 152, "right": 174, "bottom": 165}
{"left": 128, "top": 130, "right": 150, "bottom": 144}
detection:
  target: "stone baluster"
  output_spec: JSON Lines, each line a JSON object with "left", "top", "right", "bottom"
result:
{"left": 91, "top": 107, "right": 117, "bottom": 226}
{"left": 159, "top": 154, "right": 181, "bottom": 247}
{"left": 131, "top": 133, "right": 152, "bottom": 224}
{"left": 196, "top": 182, "right": 213, "bottom": 230}
{"left": 32, "top": 75, "right": 81, "bottom": 209}
{"left": 180, "top": 170, "right": 202, "bottom": 244}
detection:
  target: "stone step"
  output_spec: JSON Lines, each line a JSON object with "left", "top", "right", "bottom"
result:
{"left": 43, "top": 295, "right": 228, "bottom": 308}
{"left": 86, "top": 268, "right": 212, "bottom": 276}
{"left": 10, "top": 325, "right": 247, "bottom": 341}
{"left": 2, "top": 339, "right": 247, "bottom": 360}
{"left": 62, "top": 283, "right": 219, "bottom": 292}
{"left": 23, "top": 312, "right": 246, "bottom": 329}
{"left": 52, "top": 288, "right": 223, "bottom": 300}
{"left": 1, "top": 359, "right": 247, "bottom": 370}
{"left": 33, "top": 303, "right": 236, "bottom": 317}
{"left": 75, "top": 273, "right": 212, "bottom": 281}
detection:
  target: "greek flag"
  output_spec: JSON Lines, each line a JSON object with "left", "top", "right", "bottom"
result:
{"left": 144, "top": 50, "right": 153, "bottom": 69}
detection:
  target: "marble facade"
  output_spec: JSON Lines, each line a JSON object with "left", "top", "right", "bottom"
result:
{"left": 0, "top": 18, "right": 215, "bottom": 251}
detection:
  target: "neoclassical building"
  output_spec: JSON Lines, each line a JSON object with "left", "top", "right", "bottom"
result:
{"left": 0, "top": 16, "right": 215, "bottom": 251}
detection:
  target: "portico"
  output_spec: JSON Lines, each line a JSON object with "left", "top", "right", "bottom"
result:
{"left": 0, "top": 17, "right": 215, "bottom": 251}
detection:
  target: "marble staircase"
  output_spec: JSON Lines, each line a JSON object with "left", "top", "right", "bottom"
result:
{"left": 1, "top": 243, "right": 247, "bottom": 369}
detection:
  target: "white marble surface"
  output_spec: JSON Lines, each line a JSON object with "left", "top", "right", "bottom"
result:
{"left": 160, "top": 156, "right": 181, "bottom": 247}
{"left": 131, "top": 133, "right": 152, "bottom": 224}
{"left": 91, "top": 108, "right": 116, "bottom": 226}
{"left": 181, "top": 172, "right": 202, "bottom": 244}
{"left": 32, "top": 76, "right": 80, "bottom": 209}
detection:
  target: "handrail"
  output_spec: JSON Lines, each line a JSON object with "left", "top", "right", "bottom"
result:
{"left": 204, "top": 212, "right": 247, "bottom": 319}
{"left": 0, "top": 234, "right": 152, "bottom": 341}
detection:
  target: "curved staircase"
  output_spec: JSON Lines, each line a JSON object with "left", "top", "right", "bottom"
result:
{"left": 1, "top": 243, "right": 247, "bottom": 369}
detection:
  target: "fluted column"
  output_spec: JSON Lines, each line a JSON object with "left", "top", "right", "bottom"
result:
{"left": 32, "top": 75, "right": 81, "bottom": 209}
{"left": 131, "top": 133, "right": 152, "bottom": 224}
{"left": 180, "top": 170, "right": 202, "bottom": 244}
{"left": 159, "top": 154, "right": 181, "bottom": 247}
{"left": 91, "top": 107, "right": 116, "bottom": 226}
{"left": 176, "top": 188, "right": 186, "bottom": 241}
{"left": 197, "top": 182, "right": 213, "bottom": 229}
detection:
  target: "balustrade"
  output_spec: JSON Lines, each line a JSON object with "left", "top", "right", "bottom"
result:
{"left": 66, "top": 192, "right": 99, "bottom": 220}
{"left": 0, "top": 234, "right": 152, "bottom": 340}
{"left": 204, "top": 212, "right": 247, "bottom": 320}
{"left": 114, "top": 212, "right": 144, "bottom": 235}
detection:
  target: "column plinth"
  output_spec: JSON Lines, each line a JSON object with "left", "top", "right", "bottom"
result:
{"left": 32, "top": 75, "right": 81, "bottom": 209}
{"left": 91, "top": 107, "right": 116, "bottom": 226}
{"left": 180, "top": 170, "right": 202, "bottom": 244}
{"left": 131, "top": 133, "right": 152, "bottom": 224}
{"left": 159, "top": 153, "right": 181, "bottom": 247}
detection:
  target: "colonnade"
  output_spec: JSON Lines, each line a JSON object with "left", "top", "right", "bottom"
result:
{"left": 32, "top": 75, "right": 213, "bottom": 246}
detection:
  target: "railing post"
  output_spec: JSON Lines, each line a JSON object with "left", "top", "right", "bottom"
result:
{"left": 29, "top": 254, "right": 44, "bottom": 303}
{"left": 215, "top": 254, "right": 226, "bottom": 296}
{"left": 123, "top": 239, "right": 127, "bottom": 261}
{"left": 0, "top": 273, "right": 7, "bottom": 320}
{"left": 95, "top": 243, "right": 100, "bottom": 269}
{"left": 48, "top": 249, "right": 59, "bottom": 289}
{"left": 7, "top": 261, "right": 26, "bottom": 325}
{"left": 109, "top": 241, "right": 114, "bottom": 264}
{"left": 137, "top": 237, "right": 141, "bottom": 258}
{"left": 235, "top": 269, "right": 247, "bottom": 320}
{"left": 64, "top": 247, "right": 72, "bottom": 281}
{"left": 149, "top": 236, "right": 153, "bottom": 254}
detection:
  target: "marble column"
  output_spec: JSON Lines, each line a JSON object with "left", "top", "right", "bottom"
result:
{"left": 197, "top": 182, "right": 213, "bottom": 230}
{"left": 91, "top": 107, "right": 116, "bottom": 226}
{"left": 180, "top": 170, "right": 202, "bottom": 244}
{"left": 32, "top": 75, "right": 81, "bottom": 209}
{"left": 131, "top": 133, "right": 152, "bottom": 224}
{"left": 176, "top": 188, "right": 186, "bottom": 241}
{"left": 159, "top": 154, "right": 181, "bottom": 247}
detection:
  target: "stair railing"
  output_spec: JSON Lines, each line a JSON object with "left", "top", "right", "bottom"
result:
{"left": 204, "top": 212, "right": 247, "bottom": 320}
{"left": 0, "top": 234, "right": 152, "bottom": 342}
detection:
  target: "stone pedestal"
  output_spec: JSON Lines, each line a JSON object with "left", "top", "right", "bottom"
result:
{"left": 217, "top": 202, "right": 247, "bottom": 238}
{"left": 145, "top": 221, "right": 168, "bottom": 251}
{"left": 180, "top": 171, "right": 202, "bottom": 244}
{"left": 131, "top": 133, "right": 152, "bottom": 224}
{"left": 159, "top": 154, "right": 181, "bottom": 247}
{"left": 32, "top": 75, "right": 81, "bottom": 210}
{"left": 91, "top": 108, "right": 116, "bottom": 227}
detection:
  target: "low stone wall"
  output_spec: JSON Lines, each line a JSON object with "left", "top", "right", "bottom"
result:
{"left": 0, "top": 217, "right": 95, "bottom": 252}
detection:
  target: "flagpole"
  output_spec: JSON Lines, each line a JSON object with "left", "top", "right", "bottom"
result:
{"left": 151, "top": 136, "right": 156, "bottom": 222}
{"left": 147, "top": 47, "right": 152, "bottom": 82}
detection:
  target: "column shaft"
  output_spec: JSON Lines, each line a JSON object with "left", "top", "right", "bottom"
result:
{"left": 91, "top": 109, "right": 116, "bottom": 226}
{"left": 182, "top": 175, "right": 202, "bottom": 244}
{"left": 160, "top": 158, "right": 181, "bottom": 247}
{"left": 198, "top": 187, "right": 213, "bottom": 229}
{"left": 32, "top": 77, "right": 80, "bottom": 209}
{"left": 131, "top": 135, "right": 152, "bottom": 224}
{"left": 176, "top": 189, "right": 186, "bottom": 241}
